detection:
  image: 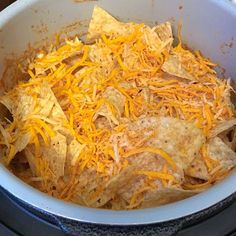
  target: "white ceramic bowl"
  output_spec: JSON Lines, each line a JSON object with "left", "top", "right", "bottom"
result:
{"left": 0, "top": 0, "right": 236, "bottom": 226}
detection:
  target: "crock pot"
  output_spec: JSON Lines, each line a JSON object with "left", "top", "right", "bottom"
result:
{"left": 0, "top": 0, "right": 236, "bottom": 235}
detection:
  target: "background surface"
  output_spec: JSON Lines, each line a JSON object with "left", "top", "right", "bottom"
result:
{"left": 0, "top": 0, "right": 15, "bottom": 11}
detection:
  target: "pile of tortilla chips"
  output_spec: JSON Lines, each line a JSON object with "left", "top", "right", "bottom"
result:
{"left": 0, "top": 6, "right": 236, "bottom": 209}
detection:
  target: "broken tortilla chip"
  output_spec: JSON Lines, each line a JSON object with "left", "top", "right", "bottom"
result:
{"left": 209, "top": 118, "right": 236, "bottom": 138}
{"left": 207, "top": 137, "right": 236, "bottom": 170}
{"left": 162, "top": 45, "right": 216, "bottom": 82}
{"left": 0, "top": 83, "right": 81, "bottom": 180}
{"left": 124, "top": 116, "right": 205, "bottom": 170}
{"left": 94, "top": 86, "right": 126, "bottom": 125}
{"left": 162, "top": 54, "right": 195, "bottom": 81}
{"left": 24, "top": 148, "right": 37, "bottom": 176}
{"left": 154, "top": 22, "right": 173, "bottom": 51}
{"left": 102, "top": 150, "right": 184, "bottom": 208}
{"left": 67, "top": 139, "right": 86, "bottom": 167}
{"left": 185, "top": 156, "right": 209, "bottom": 180}
{"left": 87, "top": 6, "right": 121, "bottom": 40}
{"left": 140, "top": 187, "right": 201, "bottom": 208}
{"left": 87, "top": 6, "right": 173, "bottom": 53}
{"left": 0, "top": 145, "right": 7, "bottom": 163}
{"left": 42, "top": 132, "right": 67, "bottom": 181}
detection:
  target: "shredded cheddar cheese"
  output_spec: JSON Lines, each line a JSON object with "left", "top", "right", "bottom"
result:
{"left": 123, "top": 147, "right": 176, "bottom": 170}
{"left": 135, "top": 170, "right": 175, "bottom": 181}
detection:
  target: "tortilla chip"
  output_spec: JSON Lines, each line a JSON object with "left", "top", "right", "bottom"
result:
{"left": 162, "top": 54, "right": 195, "bottom": 81}
{"left": 0, "top": 95, "right": 17, "bottom": 115}
{"left": 221, "top": 127, "right": 236, "bottom": 152}
{"left": 87, "top": 6, "right": 172, "bottom": 53}
{"left": 119, "top": 176, "right": 146, "bottom": 205}
{"left": 18, "top": 95, "right": 37, "bottom": 118}
{"left": 67, "top": 139, "right": 86, "bottom": 167}
{"left": 14, "top": 133, "right": 31, "bottom": 154}
{"left": 32, "top": 39, "right": 83, "bottom": 77}
{"left": 106, "top": 165, "right": 137, "bottom": 192}
{"left": 88, "top": 44, "right": 115, "bottom": 77}
{"left": 38, "top": 99, "right": 55, "bottom": 118}
{"left": 36, "top": 86, "right": 84, "bottom": 175}
{"left": 140, "top": 187, "right": 201, "bottom": 208}
{"left": 70, "top": 192, "right": 86, "bottom": 206}
{"left": 39, "top": 84, "right": 67, "bottom": 121}
{"left": 1, "top": 83, "right": 60, "bottom": 121}
{"left": 154, "top": 22, "right": 173, "bottom": 51}
{"left": 2, "top": 132, "right": 32, "bottom": 165}
{"left": 86, "top": 164, "right": 144, "bottom": 208}
{"left": 126, "top": 116, "right": 205, "bottom": 169}
{"left": 24, "top": 148, "right": 37, "bottom": 175}
{"left": 94, "top": 117, "right": 111, "bottom": 129}
{"left": 0, "top": 83, "right": 81, "bottom": 175}
{"left": 161, "top": 71, "right": 189, "bottom": 82}
{"left": 155, "top": 22, "right": 172, "bottom": 42}
{"left": 0, "top": 122, "right": 11, "bottom": 148}
{"left": 209, "top": 118, "right": 236, "bottom": 138}
{"left": 137, "top": 87, "right": 151, "bottom": 103}
{"left": 42, "top": 132, "right": 67, "bottom": 181}
{"left": 161, "top": 44, "right": 217, "bottom": 81}
{"left": 119, "top": 81, "right": 136, "bottom": 90}
{"left": 71, "top": 168, "right": 112, "bottom": 208}
{"left": 113, "top": 158, "right": 156, "bottom": 204}
{"left": 185, "top": 156, "right": 209, "bottom": 180}
{"left": 103, "top": 87, "right": 125, "bottom": 115}
{"left": 88, "top": 44, "right": 114, "bottom": 64}
{"left": 94, "top": 86, "right": 126, "bottom": 125}
{"left": 207, "top": 137, "right": 236, "bottom": 170}
{"left": 24, "top": 133, "right": 67, "bottom": 180}
{"left": 0, "top": 93, "right": 34, "bottom": 119}
{"left": 0, "top": 145, "right": 7, "bottom": 161}
{"left": 106, "top": 152, "right": 183, "bottom": 206}
{"left": 89, "top": 166, "right": 137, "bottom": 207}
{"left": 26, "top": 84, "right": 77, "bottom": 179}
{"left": 210, "top": 119, "right": 236, "bottom": 151}
{"left": 141, "top": 25, "right": 172, "bottom": 53}
{"left": 109, "top": 196, "right": 128, "bottom": 210}
{"left": 87, "top": 6, "right": 127, "bottom": 40}
{"left": 0, "top": 103, "right": 32, "bottom": 164}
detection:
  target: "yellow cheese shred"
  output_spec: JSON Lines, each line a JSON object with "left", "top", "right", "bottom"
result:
{"left": 123, "top": 147, "right": 176, "bottom": 170}
{"left": 135, "top": 170, "right": 175, "bottom": 181}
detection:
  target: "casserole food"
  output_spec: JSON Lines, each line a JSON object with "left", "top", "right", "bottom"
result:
{"left": 0, "top": 0, "right": 233, "bottom": 225}
{"left": 1, "top": 6, "right": 236, "bottom": 211}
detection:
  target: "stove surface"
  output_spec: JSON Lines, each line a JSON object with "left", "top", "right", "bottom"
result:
{"left": 0, "top": 188, "right": 236, "bottom": 236}
{"left": 0, "top": 189, "right": 65, "bottom": 236}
